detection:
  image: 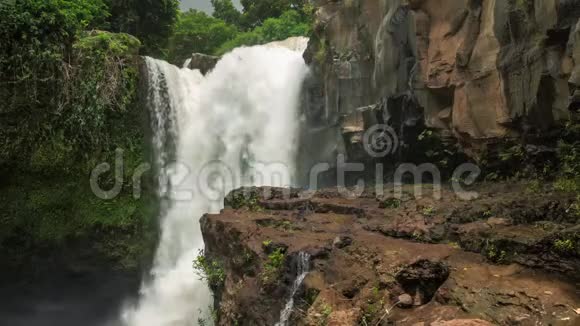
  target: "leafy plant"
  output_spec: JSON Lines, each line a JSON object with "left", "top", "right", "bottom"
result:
{"left": 260, "top": 248, "right": 285, "bottom": 285}
{"left": 228, "top": 192, "right": 263, "bottom": 211}
{"left": 553, "top": 239, "right": 575, "bottom": 254}
{"left": 262, "top": 239, "right": 273, "bottom": 248}
{"left": 168, "top": 9, "right": 237, "bottom": 64}
{"left": 193, "top": 250, "right": 226, "bottom": 289}
{"left": 216, "top": 10, "right": 310, "bottom": 55}
{"left": 485, "top": 242, "right": 507, "bottom": 263}
{"left": 105, "top": 0, "right": 179, "bottom": 57}
{"left": 526, "top": 179, "right": 542, "bottom": 193}
{"left": 320, "top": 304, "right": 332, "bottom": 324}
{"left": 381, "top": 198, "right": 401, "bottom": 209}
{"left": 422, "top": 206, "right": 436, "bottom": 216}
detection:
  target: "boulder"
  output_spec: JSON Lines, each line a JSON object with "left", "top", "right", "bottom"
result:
{"left": 186, "top": 53, "right": 219, "bottom": 75}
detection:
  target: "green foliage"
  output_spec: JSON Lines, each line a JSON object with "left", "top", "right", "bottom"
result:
{"left": 261, "top": 248, "right": 285, "bottom": 285}
{"left": 314, "top": 36, "right": 328, "bottom": 64}
{"left": 228, "top": 191, "right": 263, "bottom": 211}
{"left": 239, "top": 0, "right": 308, "bottom": 29}
{"left": 64, "top": 31, "right": 140, "bottom": 146}
{"left": 168, "top": 10, "right": 237, "bottom": 64}
{"left": 381, "top": 198, "right": 401, "bottom": 209}
{"left": 414, "top": 129, "right": 466, "bottom": 177}
{"left": 193, "top": 249, "right": 226, "bottom": 289}
{"left": 0, "top": 0, "right": 141, "bottom": 167}
{"left": 320, "top": 304, "right": 332, "bottom": 324}
{"left": 197, "top": 306, "right": 219, "bottom": 326}
{"left": 216, "top": 10, "right": 310, "bottom": 55}
{"left": 262, "top": 239, "right": 273, "bottom": 248}
{"left": 105, "top": 0, "right": 179, "bottom": 57}
{"left": 553, "top": 139, "right": 580, "bottom": 192}
{"left": 211, "top": 0, "right": 242, "bottom": 26}
{"left": 553, "top": 238, "right": 575, "bottom": 254}
{"left": 0, "top": 1, "right": 152, "bottom": 272}
{"left": 422, "top": 206, "right": 436, "bottom": 216}
{"left": 485, "top": 241, "right": 507, "bottom": 263}
{"left": 554, "top": 177, "right": 580, "bottom": 192}
{"left": 0, "top": 173, "right": 157, "bottom": 270}
{"left": 570, "top": 196, "right": 580, "bottom": 218}
{"left": 165, "top": 1, "right": 311, "bottom": 60}
{"left": 526, "top": 179, "right": 542, "bottom": 193}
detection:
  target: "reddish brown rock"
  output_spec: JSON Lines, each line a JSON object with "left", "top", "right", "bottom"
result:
{"left": 201, "top": 184, "right": 579, "bottom": 325}
{"left": 303, "top": 0, "right": 579, "bottom": 159}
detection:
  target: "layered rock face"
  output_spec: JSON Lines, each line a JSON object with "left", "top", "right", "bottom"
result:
{"left": 202, "top": 184, "right": 579, "bottom": 325}
{"left": 302, "top": 0, "right": 580, "bottom": 160}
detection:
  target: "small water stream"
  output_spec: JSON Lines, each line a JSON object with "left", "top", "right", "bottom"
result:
{"left": 275, "top": 252, "right": 311, "bottom": 326}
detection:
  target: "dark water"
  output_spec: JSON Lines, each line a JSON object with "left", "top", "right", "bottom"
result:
{"left": 0, "top": 274, "right": 138, "bottom": 326}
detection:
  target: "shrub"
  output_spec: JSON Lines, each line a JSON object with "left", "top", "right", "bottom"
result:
{"left": 260, "top": 248, "right": 285, "bottom": 285}
{"left": 193, "top": 250, "right": 226, "bottom": 289}
{"left": 553, "top": 239, "right": 575, "bottom": 254}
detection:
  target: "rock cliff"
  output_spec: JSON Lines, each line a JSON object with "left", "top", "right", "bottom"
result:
{"left": 201, "top": 184, "right": 579, "bottom": 325}
{"left": 302, "top": 0, "right": 580, "bottom": 160}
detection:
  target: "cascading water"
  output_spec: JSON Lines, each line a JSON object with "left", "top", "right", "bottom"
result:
{"left": 275, "top": 252, "right": 311, "bottom": 326}
{"left": 120, "top": 38, "right": 309, "bottom": 326}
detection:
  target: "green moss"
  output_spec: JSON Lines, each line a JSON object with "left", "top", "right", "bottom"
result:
{"left": 314, "top": 36, "right": 327, "bottom": 64}
{"left": 422, "top": 206, "right": 436, "bottom": 216}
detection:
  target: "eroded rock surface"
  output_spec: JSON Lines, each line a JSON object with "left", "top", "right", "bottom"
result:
{"left": 201, "top": 185, "right": 579, "bottom": 325}
{"left": 302, "top": 0, "right": 580, "bottom": 160}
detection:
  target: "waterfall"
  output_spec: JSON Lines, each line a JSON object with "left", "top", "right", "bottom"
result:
{"left": 121, "top": 38, "right": 309, "bottom": 326}
{"left": 275, "top": 252, "right": 311, "bottom": 326}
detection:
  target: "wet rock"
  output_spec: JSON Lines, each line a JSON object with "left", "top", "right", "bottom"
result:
{"left": 186, "top": 53, "right": 219, "bottom": 75}
{"left": 395, "top": 260, "right": 450, "bottom": 305}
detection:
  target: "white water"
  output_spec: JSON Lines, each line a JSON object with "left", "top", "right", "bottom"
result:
{"left": 275, "top": 252, "right": 311, "bottom": 326}
{"left": 121, "top": 38, "right": 309, "bottom": 326}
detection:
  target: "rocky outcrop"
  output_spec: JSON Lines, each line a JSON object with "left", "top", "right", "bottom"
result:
{"left": 202, "top": 184, "right": 579, "bottom": 325}
{"left": 186, "top": 53, "right": 219, "bottom": 74}
{"left": 302, "top": 0, "right": 580, "bottom": 160}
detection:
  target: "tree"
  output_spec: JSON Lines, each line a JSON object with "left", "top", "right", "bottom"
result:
{"left": 211, "top": 0, "right": 242, "bottom": 27}
{"left": 167, "top": 10, "right": 238, "bottom": 64}
{"left": 105, "top": 0, "right": 179, "bottom": 57}
{"left": 239, "top": 0, "right": 307, "bottom": 29}
{"left": 216, "top": 10, "right": 309, "bottom": 55}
